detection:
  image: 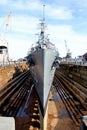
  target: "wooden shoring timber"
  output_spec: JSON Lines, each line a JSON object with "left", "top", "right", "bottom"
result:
{"left": 59, "top": 77, "right": 87, "bottom": 109}
{"left": 56, "top": 73, "right": 87, "bottom": 109}
{"left": 58, "top": 74, "right": 87, "bottom": 102}
{"left": 66, "top": 75, "right": 87, "bottom": 95}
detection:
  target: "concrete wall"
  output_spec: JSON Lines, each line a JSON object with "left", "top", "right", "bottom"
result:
{"left": 0, "top": 62, "right": 29, "bottom": 90}
{"left": 59, "top": 64, "right": 87, "bottom": 88}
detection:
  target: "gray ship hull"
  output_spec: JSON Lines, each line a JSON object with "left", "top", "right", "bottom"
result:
{"left": 30, "top": 48, "right": 57, "bottom": 115}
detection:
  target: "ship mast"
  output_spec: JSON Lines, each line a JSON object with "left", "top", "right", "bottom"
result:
{"left": 40, "top": 5, "right": 45, "bottom": 32}
{"left": 39, "top": 5, "right": 47, "bottom": 44}
{"left": 43, "top": 4, "right": 45, "bottom": 21}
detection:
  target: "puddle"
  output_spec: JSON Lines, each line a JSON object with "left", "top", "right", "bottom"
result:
{"left": 58, "top": 108, "right": 70, "bottom": 118}
{"left": 53, "top": 92, "right": 61, "bottom": 102}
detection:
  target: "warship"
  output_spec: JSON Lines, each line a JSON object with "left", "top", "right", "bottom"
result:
{"left": 27, "top": 6, "right": 59, "bottom": 116}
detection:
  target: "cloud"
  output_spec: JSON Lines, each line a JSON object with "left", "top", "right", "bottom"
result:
{"left": 8, "top": 35, "right": 34, "bottom": 60}
{"left": 0, "top": 0, "right": 73, "bottom": 20}
{"left": 46, "top": 5, "right": 73, "bottom": 20}
{"left": 0, "top": 0, "right": 8, "bottom": 4}
{"left": 11, "top": 15, "right": 38, "bottom": 34}
{"left": 54, "top": 0, "right": 87, "bottom": 8}
{"left": 0, "top": 0, "right": 87, "bottom": 60}
{"left": 46, "top": 24, "right": 87, "bottom": 57}
{"left": 8, "top": 25, "right": 87, "bottom": 60}
{"left": 5, "top": 12, "right": 87, "bottom": 59}
{"left": 0, "top": 0, "right": 42, "bottom": 11}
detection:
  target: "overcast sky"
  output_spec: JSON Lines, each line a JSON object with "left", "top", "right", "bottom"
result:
{"left": 0, "top": 0, "right": 87, "bottom": 60}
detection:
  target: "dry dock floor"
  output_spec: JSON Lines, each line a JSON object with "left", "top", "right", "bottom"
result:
{"left": 15, "top": 86, "right": 80, "bottom": 130}
{"left": 47, "top": 87, "right": 80, "bottom": 130}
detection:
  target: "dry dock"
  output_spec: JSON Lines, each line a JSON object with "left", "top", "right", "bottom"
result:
{"left": 0, "top": 63, "right": 87, "bottom": 130}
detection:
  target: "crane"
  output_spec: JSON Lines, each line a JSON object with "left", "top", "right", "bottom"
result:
{"left": 5, "top": 12, "right": 12, "bottom": 62}
{"left": 64, "top": 40, "right": 72, "bottom": 58}
{"left": 0, "top": 12, "right": 12, "bottom": 65}
{"left": 5, "top": 12, "right": 12, "bottom": 33}
{"left": 65, "top": 40, "right": 70, "bottom": 53}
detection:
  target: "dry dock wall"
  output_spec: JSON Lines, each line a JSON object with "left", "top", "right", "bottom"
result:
{"left": 0, "top": 62, "right": 29, "bottom": 90}
{"left": 59, "top": 64, "right": 87, "bottom": 88}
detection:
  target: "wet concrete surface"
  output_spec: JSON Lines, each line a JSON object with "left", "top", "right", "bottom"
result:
{"left": 47, "top": 87, "right": 80, "bottom": 130}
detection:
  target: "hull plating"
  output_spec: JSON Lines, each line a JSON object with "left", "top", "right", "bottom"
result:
{"left": 30, "top": 48, "right": 57, "bottom": 115}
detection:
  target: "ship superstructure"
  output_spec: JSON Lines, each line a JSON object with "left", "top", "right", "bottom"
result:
{"left": 27, "top": 6, "right": 59, "bottom": 116}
